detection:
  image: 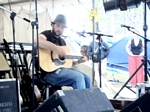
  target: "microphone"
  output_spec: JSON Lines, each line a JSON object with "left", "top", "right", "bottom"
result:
{"left": 97, "top": 33, "right": 113, "bottom": 37}
{"left": 86, "top": 32, "right": 113, "bottom": 37}
{"left": 87, "top": 32, "right": 93, "bottom": 35}
{"left": 76, "top": 31, "right": 86, "bottom": 37}
{"left": 121, "top": 24, "right": 135, "bottom": 29}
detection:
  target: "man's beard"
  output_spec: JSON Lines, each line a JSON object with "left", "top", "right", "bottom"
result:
{"left": 52, "top": 29, "right": 62, "bottom": 37}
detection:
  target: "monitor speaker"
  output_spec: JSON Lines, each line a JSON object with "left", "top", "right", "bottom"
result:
{"left": 0, "top": 78, "right": 21, "bottom": 112}
{"left": 121, "top": 90, "right": 150, "bottom": 112}
{"left": 34, "top": 88, "right": 114, "bottom": 112}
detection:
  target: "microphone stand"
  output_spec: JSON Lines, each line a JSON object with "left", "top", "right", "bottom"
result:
{"left": 0, "top": 5, "right": 37, "bottom": 111}
{"left": 30, "top": 0, "right": 40, "bottom": 111}
{"left": 97, "top": 35, "right": 102, "bottom": 88}
{"left": 0, "top": 6, "right": 30, "bottom": 112}
{"left": 88, "top": 32, "right": 112, "bottom": 88}
{"left": 143, "top": 0, "right": 148, "bottom": 82}
{"left": 114, "top": 28, "right": 150, "bottom": 99}
{"left": 10, "top": 11, "right": 20, "bottom": 112}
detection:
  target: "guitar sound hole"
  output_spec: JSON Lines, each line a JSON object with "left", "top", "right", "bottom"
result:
{"left": 59, "top": 56, "right": 65, "bottom": 61}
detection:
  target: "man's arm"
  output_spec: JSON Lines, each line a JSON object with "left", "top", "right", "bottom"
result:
{"left": 34, "top": 34, "right": 66, "bottom": 57}
{"left": 103, "top": 42, "right": 110, "bottom": 57}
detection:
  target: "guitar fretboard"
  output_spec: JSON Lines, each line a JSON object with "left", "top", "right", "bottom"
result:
{"left": 65, "top": 55, "right": 82, "bottom": 59}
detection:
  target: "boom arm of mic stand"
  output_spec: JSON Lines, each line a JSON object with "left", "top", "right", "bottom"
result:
{"left": 0, "top": 5, "right": 31, "bottom": 23}
{"left": 128, "top": 28, "right": 150, "bottom": 42}
{"left": 96, "top": 34, "right": 113, "bottom": 37}
{"left": 87, "top": 32, "right": 113, "bottom": 37}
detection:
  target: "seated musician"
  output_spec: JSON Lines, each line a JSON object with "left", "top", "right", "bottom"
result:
{"left": 34, "top": 14, "right": 92, "bottom": 89}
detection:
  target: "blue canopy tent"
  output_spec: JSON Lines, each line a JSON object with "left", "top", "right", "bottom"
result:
{"left": 107, "top": 36, "right": 150, "bottom": 72}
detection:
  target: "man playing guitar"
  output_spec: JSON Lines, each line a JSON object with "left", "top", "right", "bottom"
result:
{"left": 34, "top": 14, "right": 92, "bottom": 89}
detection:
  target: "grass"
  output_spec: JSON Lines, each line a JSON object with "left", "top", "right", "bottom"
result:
{"left": 107, "top": 67, "right": 129, "bottom": 84}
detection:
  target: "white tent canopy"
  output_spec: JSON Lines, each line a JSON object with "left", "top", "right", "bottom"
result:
{"left": 0, "top": 0, "right": 92, "bottom": 43}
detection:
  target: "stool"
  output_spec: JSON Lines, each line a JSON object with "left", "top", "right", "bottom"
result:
{"left": 34, "top": 77, "right": 61, "bottom": 101}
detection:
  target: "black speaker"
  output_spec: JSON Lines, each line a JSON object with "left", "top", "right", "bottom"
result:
{"left": 121, "top": 90, "right": 150, "bottom": 112}
{"left": 34, "top": 88, "right": 114, "bottom": 112}
{"left": 0, "top": 78, "right": 20, "bottom": 112}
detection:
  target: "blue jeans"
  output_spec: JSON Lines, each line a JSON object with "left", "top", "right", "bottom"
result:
{"left": 43, "top": 68, "right": 92, "bottom": 89}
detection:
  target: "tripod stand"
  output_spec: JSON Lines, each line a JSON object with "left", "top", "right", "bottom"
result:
{"left": 87, "top": 32, "right": 112, "bottom": 87}
{"left": 91, "top": 36, "right": 103, "bottom": 88}
{"left": 114, "top": 1, "right": 150, "bottom": 99}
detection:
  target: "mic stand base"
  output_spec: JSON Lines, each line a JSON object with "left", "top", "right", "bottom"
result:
{"left": 114, "top": 60, "right": 145, "bottom": 99}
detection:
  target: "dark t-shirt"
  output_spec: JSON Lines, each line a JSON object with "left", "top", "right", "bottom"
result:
{"left": 36, "top": 30, "right": 66, "bottom": 77}
{"left": 41, "top": 30, "right": 66, "bottom": 46}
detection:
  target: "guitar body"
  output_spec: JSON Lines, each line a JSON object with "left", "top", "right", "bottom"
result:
{"left": 39, "top": 46, "right": 73, "bottom": 72}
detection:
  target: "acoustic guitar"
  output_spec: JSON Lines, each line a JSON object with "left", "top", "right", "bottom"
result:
{"left": 39, "top": 46, "right": 83, "bottom": 72}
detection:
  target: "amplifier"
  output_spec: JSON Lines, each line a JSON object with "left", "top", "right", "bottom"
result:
{"left": 0, "top": 78, "right": 21, "bottom": 112}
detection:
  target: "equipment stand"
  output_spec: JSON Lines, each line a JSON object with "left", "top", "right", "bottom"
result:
{"left": 114, "top": 61, "right": 144, "bottom": 98}
{"left": 30, "top": 0, "right": 40, "bottom": 111}
{"left": 96, "top": 35, "right": 111, "bottom": 88}
{"left": 88, "top": 32, "right": 112, "bottom": 88}
{"left": 10, "top": 11, "right": 20, "bottom": 112}
{"left": 97, "top": 35, "right": 102, "bottom": 87}
{"left": 0, "top": 5, "right": 33, "bottom": 111}
{"left": 143, "top": 0, "right": 148, "bottom": 82}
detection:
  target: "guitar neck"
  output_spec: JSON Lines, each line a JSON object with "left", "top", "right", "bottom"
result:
{"left": 65, "top": 55, "right": 82, "bottom": 60}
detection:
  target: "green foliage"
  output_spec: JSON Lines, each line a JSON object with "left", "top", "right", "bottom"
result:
{"left": 107, "top": 67, "right": 129, "bottom": 83}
